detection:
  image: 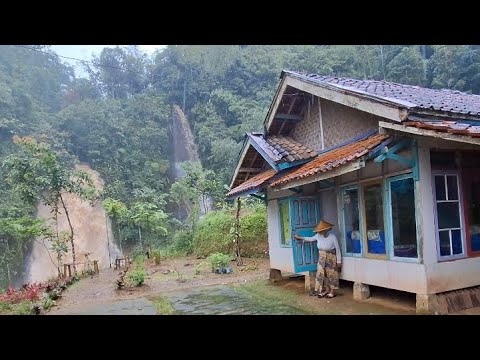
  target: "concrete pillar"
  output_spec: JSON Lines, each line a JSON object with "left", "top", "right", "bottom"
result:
{"left": 269, "top": 268, "right": 283, "bottom": 282}
{"left": 305, "top": 271, "right": 316, "bottom": 292}
{"left": 416, "top": 294, "right": 439, "bottom": 314}
{"left": 353, "top": 282, "right": 370, "bottom": 300}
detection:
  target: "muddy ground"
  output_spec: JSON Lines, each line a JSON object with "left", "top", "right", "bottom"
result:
{"left": 45, "top": 256, "right": 423, "bottom": 315}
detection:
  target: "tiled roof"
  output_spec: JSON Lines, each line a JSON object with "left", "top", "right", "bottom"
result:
{"left": 271, "top": 133, "right": 389, "bottom": 187}
{"left": 226, "top": 169, "right": 277, "bottom": 197}
{"left": 267, "top": 135, "right": 317, "bottom": 162}
{"left": 284, "top": 70, "right": 480, "bottom": 117}
{"left": 247, "top": 133, "right": 317, "bottom": 164}
{"left": 404, "top": 121, "right": 480, "bottom": 138}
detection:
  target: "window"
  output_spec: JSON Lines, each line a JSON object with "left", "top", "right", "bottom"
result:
{"left": 363, "top": 183, "right": 386, "bottom": 256}
{"left": 279, "top": 200, "right": 291, "bottom": 246}
{"left": 387, "top": 175, "right": 418, "bottom": 259}
{"left": 462, "top": 169, "right": 480, "bottom": 254}
{"left": 341, "top": 187, "right": 362, "bottom": 255}
{"left": 433, "top": 173, "right": 465, "bottom": 258}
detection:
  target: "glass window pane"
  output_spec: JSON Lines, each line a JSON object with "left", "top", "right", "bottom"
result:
{"left": 447, "top": 176, "right": 459, "bottom": 200}
{"left": 343, "top": 189, "right": 361, "bottom": 254}
{"left": 452, "top": 229, "right": 463, "bottom": 255}
{"left": 439, "top": 231, "right": 451, "bottom": 256}
{"left": 437, "top": 202, "right": 460, "bottom": 229}
{"left": 364, "top": 183, "right": 385, "bottom": 255}
{"left": 279, "top": 202, "right": 290, "bottom": 246}
{"left": 435, "top": 176, "right": 446, "bottom": 201}
{"left": 391, "top": 178, "right": 418, "bottom": 258}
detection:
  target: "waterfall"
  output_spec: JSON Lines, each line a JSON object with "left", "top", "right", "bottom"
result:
{"left": 170, "top": 105, "right": 213, "bottom": 219}
{"left": 25, "top": 164, "right": 121, "bottom": 283}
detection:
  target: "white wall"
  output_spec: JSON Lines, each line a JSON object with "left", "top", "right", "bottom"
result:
{"left": 341, "top": 257, "right": 428, "bottom": 294}
{"left": 425, "top": 258, "right": 480, "bottom": 294}
{"left": 267, "top": 199, "right": 295, "bottom": 273}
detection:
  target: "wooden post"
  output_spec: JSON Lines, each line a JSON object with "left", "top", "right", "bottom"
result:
{"left": 235, "top": 197, "right": 243, "bottom": 266}
{"left": 93, "top": 260, "right": 99, "bottom": 274}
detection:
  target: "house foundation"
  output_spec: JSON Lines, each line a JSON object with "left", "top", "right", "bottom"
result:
{"left": 353, "top": 282, "right": 371, "bottom": 301}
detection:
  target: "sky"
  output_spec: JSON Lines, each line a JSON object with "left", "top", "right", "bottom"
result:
{"left": 50, "top": 45, "right": 166, "bottom": 77}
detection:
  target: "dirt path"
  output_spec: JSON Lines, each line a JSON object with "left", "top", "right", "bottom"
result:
{"left": 48, "top": 257, "right": 270, "bottom": 315}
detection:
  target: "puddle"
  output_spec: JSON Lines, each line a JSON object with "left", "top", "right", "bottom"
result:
{"left": 164, "top": 285, "right": 309, "bottom": 315}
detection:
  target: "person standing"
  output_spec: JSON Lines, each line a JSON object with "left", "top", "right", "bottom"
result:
{"left": 293, "top": 220, "right": 341, "bottom": 298}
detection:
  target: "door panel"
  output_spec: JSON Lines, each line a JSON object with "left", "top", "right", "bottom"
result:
{"left": 291, "top": 196, "right": 321, "bottom": 273}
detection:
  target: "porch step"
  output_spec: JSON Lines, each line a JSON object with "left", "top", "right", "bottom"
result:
{"left": 436, "top": 286, "right": 480, "bottom": 314}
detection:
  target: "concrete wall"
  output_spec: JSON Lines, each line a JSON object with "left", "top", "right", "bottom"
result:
{"left": 267, "top": 198, "right": 295, "bottom": 273}
{"left": 425, "top": 258, "right": 480, "bottom": 294}
{"left": 341, "top": 257, "right": 428, "bottom": 294}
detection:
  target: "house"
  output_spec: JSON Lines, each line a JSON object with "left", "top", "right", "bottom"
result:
{"left": 226, "top": 70, "right": 480, "bottom": 314}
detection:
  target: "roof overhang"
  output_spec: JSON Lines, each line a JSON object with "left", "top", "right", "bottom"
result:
{"left": 379, "top": 121, "right": 480, "bottom": 146}
{"left": 264, "top": 73, "right": 410, "bottom": 133}
{"left": 273, "top": 159, "right": 365, "bottom": 191}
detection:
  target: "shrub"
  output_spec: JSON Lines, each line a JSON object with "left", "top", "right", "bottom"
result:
{"left": 207, "top": 253, "right": 231, "bottom": 272}
{"left": 152, "top": 250, "right": 161, "bottom": 265}
{"left": 172, "top": 230, "right": 194, "bottom": 255}
{"left": 127, "top": 269, "right": 146, "bottom": 287}
{"left": 42, "top": 294, "right": 56, "bottom": 311}
{"left": 12, "top": 301, "right": 35, "bottom": 315}
{"left": 191, "top": 206, "right": 267, "bottom": 258}
{"left": 134, "top": 255, "right": 146, "bottom": 268}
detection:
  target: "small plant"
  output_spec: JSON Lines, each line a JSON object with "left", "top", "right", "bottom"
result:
{"left": 127, "top": 269, "right": 146, "bottom": 287}
{"left": 134, "top": 254, "right": 146, "bottom": 268}
{"left": 42, "top": 294, "right": 56, "bottom": 311}
{"left": 152, "top": 250, "right": 161, "bottom": 265}
{"left": 12, "top": 301, "right": 35, "bottom": 315}
{"left": 207, "top": 253, "right": 231, "bottom": 273}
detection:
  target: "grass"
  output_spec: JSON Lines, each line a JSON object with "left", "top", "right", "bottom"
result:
{"left": 232, "top": 280, "right": 339, "bottom": 315}
{"left": 150, "top": 296, "right": 176, "bottom": 315}
{"left": 0, "top": 301, "right": 35, "bottom": 315}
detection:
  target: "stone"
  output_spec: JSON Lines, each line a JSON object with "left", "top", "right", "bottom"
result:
{"left": 416, "top": 294, "right": 440, "bottom": 315}
{"left": 269, "top": 268, "right": 283, "bottom": 282}
{"left": 353, "top": 282, "right": 370, "bottom": 301}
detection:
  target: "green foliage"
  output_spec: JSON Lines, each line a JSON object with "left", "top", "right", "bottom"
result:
{"left": 171, "top": 230, "right": 194, "bottom": 255}
{"left": 152, "top": 249, "right": 161, "bottom": 265}
{"left": 207, "top": 253, "right": 231, "bottom": 272}
{"left": 127, "top": 269, "right": 146, "bottom": 287}
{"left": 41, "top": 293, "right": 56, "bottom": 310}
{"left": 191, "top": 203, "right": 267, "bottom": 258}
{"left": 12, "top": 300, "right": 35, "bottom": 315}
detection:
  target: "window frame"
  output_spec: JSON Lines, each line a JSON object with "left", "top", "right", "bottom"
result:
{"left": 432, "top": 170, "right": 467, "bottom": 261}
{"left": 278, "top": 198, "right": 292, "bottom": 248}
{"left": 385, "top": 173, "right": 420, "bottom": 263}
{"left": 339, "top": 185, "right": 363, "bottom": 257}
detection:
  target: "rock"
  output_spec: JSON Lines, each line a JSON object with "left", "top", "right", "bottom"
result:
{"left": 184, "top": 263, "right": 191, "bottom": 267}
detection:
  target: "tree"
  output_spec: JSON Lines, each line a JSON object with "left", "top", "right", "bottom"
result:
{"left": 3, "top": 136, "right": 96, "bottom": 275}
{"left": 131, "top": 202, "right": 168, "bottom": 254}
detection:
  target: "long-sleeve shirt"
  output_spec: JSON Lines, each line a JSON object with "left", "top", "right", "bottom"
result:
{"left": 303, "top": 233, "right": 342, "bottom": 264}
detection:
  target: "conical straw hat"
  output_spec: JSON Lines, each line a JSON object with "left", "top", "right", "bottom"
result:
{"left": 314, "top": 220, "right": 334, "bottom": 232}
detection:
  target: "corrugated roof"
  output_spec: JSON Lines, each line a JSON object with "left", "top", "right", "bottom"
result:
{"left": 284, "top": 70, "right": 480, "bottom": 117}
{"left": 226, "top": 169, "right": 277, "bottom": 198}
{"left": 247, "top": 133, "right": 317, "bottom": 164}
{"left": 271, "top": 133, "right": 389, "bottom": 187}
{"left": 404, "top": 120, "right": 480, "bottom": 138}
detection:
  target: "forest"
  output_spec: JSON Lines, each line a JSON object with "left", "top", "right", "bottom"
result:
{"left": 1, "top": 44, "right": 480, "bottom": 289}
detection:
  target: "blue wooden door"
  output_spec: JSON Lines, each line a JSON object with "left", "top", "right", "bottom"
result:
{"left": 291, "top": 196, "right": 321, "bottom": 273}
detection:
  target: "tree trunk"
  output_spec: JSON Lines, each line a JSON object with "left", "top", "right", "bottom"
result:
{"left": 5, "top": 239, "right": 11, "bottom": 284}
{"left": 105, "top": 215, "right": 112, "bottom": 268}
{"left": 235, "top": 197, "right": 243, "bottom": 266}
{"left": 139, "top": 227, "right": 142, "bottom": 249}
{"left": 60, "top": 194, "right": 77, "bottom": 275}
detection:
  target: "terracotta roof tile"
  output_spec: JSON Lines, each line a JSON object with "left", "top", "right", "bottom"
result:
{"left": 271, "top": 133, "right": 389, "bottom": 187}
{"left": 226, "top": 169, "right": 277, "bottom": 197}
{"left": 404, "top": 120, "right": 480, "bottom": 138}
